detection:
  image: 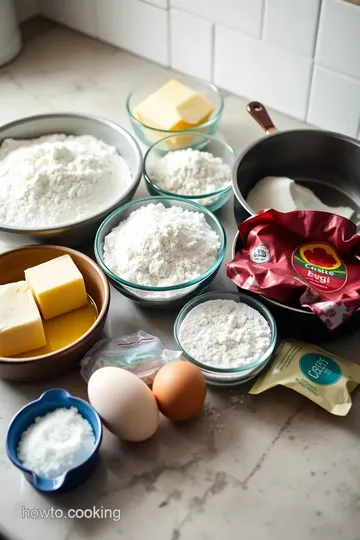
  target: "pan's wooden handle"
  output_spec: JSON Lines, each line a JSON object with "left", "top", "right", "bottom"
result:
{"left": 247, "top": 102, "right": 277, "bottom": 134}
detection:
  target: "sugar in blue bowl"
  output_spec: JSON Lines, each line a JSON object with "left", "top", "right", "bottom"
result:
{"left": 5, "top": 389, "right": 102, "bottom": 492}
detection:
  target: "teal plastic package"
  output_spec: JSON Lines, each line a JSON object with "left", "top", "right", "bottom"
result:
{"left": 80, "top": 330, "right": 181, "bottom": 386}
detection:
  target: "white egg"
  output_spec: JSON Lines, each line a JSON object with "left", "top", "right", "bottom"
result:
{"left": 88, "top": 366, "right": 159, "bottom": 442}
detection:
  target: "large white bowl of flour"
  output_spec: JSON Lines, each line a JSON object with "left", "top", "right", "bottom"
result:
{"left": 0, "top": 113, "right": 142, "bottom": 246}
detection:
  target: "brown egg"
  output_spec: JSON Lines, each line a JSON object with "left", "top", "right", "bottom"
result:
{"left": 152, "top": 360, "right": 206, "bottom": 421}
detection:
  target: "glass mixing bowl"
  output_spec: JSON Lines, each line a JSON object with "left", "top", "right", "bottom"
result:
{"left": 126, "top": 74, "right": 224, "bottom": 147}
{"left": 94, "top": 197, "right": 227, "bottom": 309}
{"left": 174, "top": 290, "right": 278, "bottom": 387}
{"left": 143, "top": 133, "right": 236, "bottom": 213}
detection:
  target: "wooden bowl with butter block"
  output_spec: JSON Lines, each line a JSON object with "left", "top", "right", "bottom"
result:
{"left": 0, "top": 245, "right": 110, "bottom": 381}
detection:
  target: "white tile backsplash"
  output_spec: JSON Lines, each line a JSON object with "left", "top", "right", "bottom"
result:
{"left": 96, "top": 0, "right": 169, "bottom": 66}
{"left": 264, "top": 0, "right": 321, "bottom": 58}
{"left": 170, "top": 0, "right": 264, "bottom": 37}
{"left": 95, "top": 0, "right": 123, "bottom": 45}
{"left": 63, "top": 0, "right": 97, "bottom": 36}
{"left": 39, "top": 0, "right": 67, "bottom": 26}
{"left": 34, "top": 0, "right": 360, "bottom": 137}
{"left": 141, "top": 0, "right": 168, "bottom": 8}
{"left": 40, "top": 0, "right": 97, "bottom": 36}
{"left": 170, "top": 9, "right": 213, "bottom": 81}
{"left": 308, "top": 66, "right": 360, "bottom": 137}
{"left": 316, "top": 0, "right": 360, "bottom": 80}
{"left": 214, "top": 25, "right": 312, "bottom": 120}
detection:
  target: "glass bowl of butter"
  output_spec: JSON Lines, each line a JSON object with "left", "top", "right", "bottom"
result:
{"left": 126, "top": 75, "right": 224, "bottom": 147}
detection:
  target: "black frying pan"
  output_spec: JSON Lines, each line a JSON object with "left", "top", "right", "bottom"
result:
{"left": 231, "top": 102, "right": 360, "bottom": 341}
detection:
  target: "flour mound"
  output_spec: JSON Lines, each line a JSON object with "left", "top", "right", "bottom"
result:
{"left": 149, "top": 148, "right": 231, "bottom": 195}
{"left": 103, "top": 203, "right": 221, "bottom": 289}
{"left": 0, "top": 134, "right": 132, "bottom": 227}
{"left": 179, "top": 299, "right": 271, "bottom": 368}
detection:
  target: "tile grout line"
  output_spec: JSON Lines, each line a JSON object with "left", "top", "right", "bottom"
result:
{"left": 357, "top": 114, "right": 360, "bottom": 139}
{"left": 304, "top": 0, "right": 323, "bottom": 122}
{"left": 304, "top": 63, "right": 315, "bottom": 123}
{"left": 260, "top": 0, "right": 267, "bottom": 39}
{"left": 163, "top": 4, "right": 264, "bottom": 40}
{"left": 167, "top": 5, "right": 171, "bottom": 67}
{"left": 312, "top": 0, "right": 324, "bottom": 63}
{"left": 210, "top": 23, "right": 215, "bottom": 82}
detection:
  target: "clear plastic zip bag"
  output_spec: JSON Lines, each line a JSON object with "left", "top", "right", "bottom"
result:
{"left": 80, "top": 330, "right": 182, "bottom": 386}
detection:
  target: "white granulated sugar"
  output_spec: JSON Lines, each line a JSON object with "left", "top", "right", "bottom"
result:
{"left": 149, "top": 149, "right": 231, "bottom": 205}
{"left": 103, "top": 203, "right": 220, "bottom": 299}
{"left": 179, "top": 299, "right": 272, "bottom": 368}
{"left": 247, "top": 176, "right": 353, "bottom": 219}
{"left": 17, "top": 407, "right": 96, "bottom": 478}
{"left": 0, "top": 134, "right": 132, "bottom": 227}
{"left": 230, "top": 395, "right": 245, "bottom": 406}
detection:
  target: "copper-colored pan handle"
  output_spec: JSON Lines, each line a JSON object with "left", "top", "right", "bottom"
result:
{"left": 247, "top": 102, "right": 277, "bottom": 134}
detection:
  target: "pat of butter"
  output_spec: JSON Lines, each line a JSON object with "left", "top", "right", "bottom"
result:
{"left": 0, "top": 281, "right": 46, "bottom": 357}
{"left": 134, "top": 79, "right": 215, "bottom": 131}
{"left": 25, "top": 254, "right": 88, "bottom": 320}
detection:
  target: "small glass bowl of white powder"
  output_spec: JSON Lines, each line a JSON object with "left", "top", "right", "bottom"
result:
{"left": 174, "top": 291, "right": 278, "bottom": 387}
{"left": 95, "top": 197, "right": 226, "bottom": 308}
{"left": 6, "top": 389, "right": 102, "bottom": 492}
{"left": 144, "top": 133, "right": 236, "bottom": 212}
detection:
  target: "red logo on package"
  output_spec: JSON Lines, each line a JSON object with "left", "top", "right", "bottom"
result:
{"left": 292, "top": 242, "right": 347, "bottom": 292}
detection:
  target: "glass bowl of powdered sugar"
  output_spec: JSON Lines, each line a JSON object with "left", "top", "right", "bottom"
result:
{"left": 94, "top": 196, "right": 226, "bottom": 309}
{"left": 144, "top": 133, "right": 236, "bottom": 213}
{"left": 174, "top": 291, "right": 278, "bottom": 387}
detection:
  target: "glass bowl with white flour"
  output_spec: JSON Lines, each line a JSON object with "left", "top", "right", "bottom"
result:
{"left": 143, "top": 133, "right": 236, "bottom": 212}
{"left": 174, "top": 291, "right": 278, "bottom": 387}
{"left": 94, "top": 197, "right": 226, "bottom": 309}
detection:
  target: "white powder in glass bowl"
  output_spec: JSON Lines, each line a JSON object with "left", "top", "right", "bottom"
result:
{"left": 148, "top": 148, "right": 231, "bottom": 206}
{"left": 179, "top": 299, "right": 272, "bottom": 369}
{"left": 103, "top": 203, "right": 221, "bottom": 300}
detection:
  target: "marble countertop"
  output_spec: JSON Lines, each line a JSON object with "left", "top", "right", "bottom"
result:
{"left": 0, "top": 18, "right": 360, "bottom": 540}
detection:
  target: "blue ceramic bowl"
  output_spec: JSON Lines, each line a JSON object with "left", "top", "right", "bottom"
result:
{"left": 6, "top": 389, "right": 103, "bottom": 492}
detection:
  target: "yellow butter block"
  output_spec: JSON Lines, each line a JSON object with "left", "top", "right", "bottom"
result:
{"left": 25, "top": 254, "right": 88, "bottom": 320}
{"left": 0, "top": 281, "right": 46, "bottom": 357}
{"left": 163, "top": 129, "right": 209, "bottom": 150}
{"left": 134, "top": 79, "right": 215, "bottom": 132}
